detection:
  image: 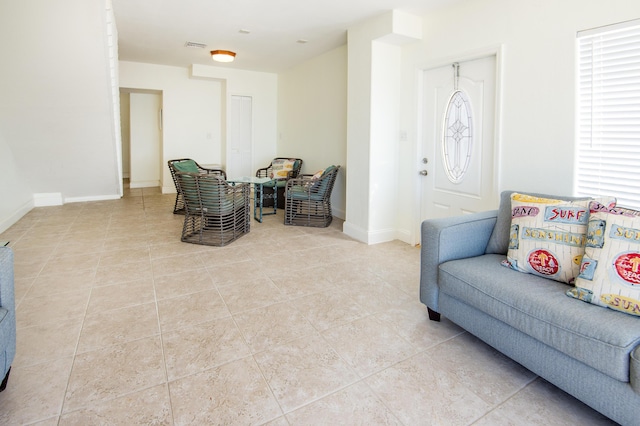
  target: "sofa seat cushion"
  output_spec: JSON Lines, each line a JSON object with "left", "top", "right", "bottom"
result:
{"left": 439, "top": 253, "right": 640, "bottom": 382}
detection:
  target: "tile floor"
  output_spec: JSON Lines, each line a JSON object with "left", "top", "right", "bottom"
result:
{"left": 0, "top": 186, "right": 617, "bottom": 425}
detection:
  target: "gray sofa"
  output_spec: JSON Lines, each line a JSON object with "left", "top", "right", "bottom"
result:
{"left": 420, "top": 191, "right": 640, "bottom": 426}
{"left": 0, "top": 246, "right": 16, "bottom": 391}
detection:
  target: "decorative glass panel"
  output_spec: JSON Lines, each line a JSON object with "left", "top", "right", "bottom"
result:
{"left": 442, "top": 90, "right": 473, "bottom": 183}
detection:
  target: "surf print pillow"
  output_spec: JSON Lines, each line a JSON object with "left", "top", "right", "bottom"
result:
{"left": 503, "top": 193, "right": 615, "bottom": 284}
{"left": 567, "top": 204, "right": 640, "bottom": 316}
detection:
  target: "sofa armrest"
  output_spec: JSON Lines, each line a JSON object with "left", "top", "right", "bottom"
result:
{"left": 0, "top": 247, "right": 16, "bottom": 384}
{"left": 419, "top": 210, "right": 498, "bottom": 315}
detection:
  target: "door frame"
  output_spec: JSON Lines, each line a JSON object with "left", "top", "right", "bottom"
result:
{"left": 413, "top": 45, "right": 504, "bottom": 244}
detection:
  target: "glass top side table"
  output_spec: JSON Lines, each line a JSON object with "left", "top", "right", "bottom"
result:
{"left": 227, "top": 176, "right": 277, "bottom": 223}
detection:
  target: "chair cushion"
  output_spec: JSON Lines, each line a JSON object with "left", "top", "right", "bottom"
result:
{"left": 270, "top": 159, "right": 296, "bottom": 180}
{"left": 172, "top": 160, "right": 199, "bottom": 173}
{"left": 439, "top": 253, "right": 640, "bottom": 382}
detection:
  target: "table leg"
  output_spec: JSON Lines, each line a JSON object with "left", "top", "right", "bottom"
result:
{"left": 254, "top": 183, "right": 263, "bottom": 222}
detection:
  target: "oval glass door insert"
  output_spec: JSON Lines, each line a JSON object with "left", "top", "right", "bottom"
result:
{"left": 442, "top": 90, "right": 473, "bottom": 183}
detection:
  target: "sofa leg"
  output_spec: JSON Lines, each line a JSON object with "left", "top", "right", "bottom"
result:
{"left": 0, "top": 367, "right": 10, "bottom": 392}
{"left": 427, "top": 307, "right": 441, "bottom": 322}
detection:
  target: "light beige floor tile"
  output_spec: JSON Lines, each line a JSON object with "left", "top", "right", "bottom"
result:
{"left": 322, "top": 315, "right": 417, "bottom": 377}
{"left": 365, "top": 351, "right": 492, "bottom": 425}
{"left": 254, "top": 333, "right": 359, "bottom": 412}
{"left": 286, "top": 381, "right": 402, "bottom": 425}
{"left": 98, "top": 247, "right": 151, "bottom": 268}
{"left": 16, "top": 289, "right": 90, "bottom": 328}
{"left": 94, "top": 259, "right": 153, "bottom": 286}
{"left": 234, "top": 301, "right": 317, "bottom": 353}
{"left": 102, "top": 235, "right": 150, "bottom": 251}
{"left": 63, "top": 336, "right": 166, "bottom": 413}
{"left": 375, "top": 300, "right": 466, "bottom": 351}
{"left": 59, "top": 384, "right": 173, "bottom": 426}
{"left": 156, "top": 289, "right": 230, "bottom": 332}
{"left": 207, "top": 259, "right": 269, "bottom": 286}
{"left": 271, "top": 272, "right": 336, "bottom": 299}
{"left": 151, "top": 253, "right": 205, "bottom": 278}
{"left": 0, "top": 357, "right": 74, "bottom": 425}
{"left": 169, "top": 357, "right": 282, "bottom": 425}
{"left": 217, "top": 277, "right": 286, "bottom": 314}
{"left": 153, "top": 268, "right": 216, "bottom": 300}
{"left": 195, "top": 245, "right": 247, "bottom": 262}
{"left": 26, "top": 268, "right": 96, "bottom": 298}
{"left": 15, "top": 318, "right": 83, "bottom": 368}
{"left": 162, "top": 316, "right": 251, "bottom": 380}
{"left": 86, "top": 278, "right": 155, "bottom": 314}
{"left": 290, "top": 288, "right": 369, "bottom": 331}
{"left": 77, "top": 303, "right": 159, "bottom": 353}
{"left": 473, "top": 378, "right": 617, "bottom": 426}
{"left": 338, "top": 280, "right": 414, "bottom": 314}
{"left": 40, "top": 252, "right": 101, "bottom": 276}
{"left": 426, "top": 332, "right": 537, "bottom": 405}
{"left": 2, "top": 191, "right": 620, "bottom": 426}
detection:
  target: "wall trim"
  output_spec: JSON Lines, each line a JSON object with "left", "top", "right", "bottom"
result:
{"left": 33, "top": 192, "right": 63, "bottom": 207}
{"left": 343, "top": 221, "right": 396, "bottom": 245}
{"left": 0, "top": 199, "right": 34, "bottom": 234}
{"left": 65, "top": 194, "right": 121, "bottom": 204}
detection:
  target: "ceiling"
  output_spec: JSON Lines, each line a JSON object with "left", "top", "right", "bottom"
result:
{"left": 112, "top": 0, "right": 462, "bottom": 73}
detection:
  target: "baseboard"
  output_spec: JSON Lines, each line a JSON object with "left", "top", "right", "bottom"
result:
{"left": 342, "top": 221, "right": 396, "bottom": 245}
{"left": 64, "top": 194, "right": 121, "bottom": 204}
{"left": 162, "top": 186, "right": 176, "bottom": 194}
{"left": 33, "top": 193, "right": 63, "bottom": 207}
{"left": 0, "top": 199, "right": 34, "bottom": 234}
{"left": 130, "top": 180, "right": 161, "bottom": 189}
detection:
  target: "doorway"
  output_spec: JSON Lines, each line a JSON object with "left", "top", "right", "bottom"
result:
{"left": 419, "top": 55, "right": 498, "bottom": 222}
{"left": 120, "top": 89, "right": 163, "bottom": 189}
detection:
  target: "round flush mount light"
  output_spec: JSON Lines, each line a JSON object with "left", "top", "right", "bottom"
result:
{"left": 211, "top": 50, "right": 236, "bottom": 63}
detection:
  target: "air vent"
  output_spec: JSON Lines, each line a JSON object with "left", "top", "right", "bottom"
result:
{"left": 185, "top": 41, "right": 207, "bottom": 49}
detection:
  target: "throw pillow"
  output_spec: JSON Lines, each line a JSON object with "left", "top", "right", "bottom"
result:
{"left": 567, "top": 203, "right": 640, "bottom": 316}
{"left": 503, "top": 193, "right": 614, "bottom": 284}
{"left": 270, "top": 159, "right": 296, "bottom": 180}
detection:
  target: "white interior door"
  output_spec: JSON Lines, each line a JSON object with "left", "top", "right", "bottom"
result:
{"left": 420, "top": 55, "right": 497, "bottom": 220}
{"left": 228, "top": 95, "right": 253, "bottom": 177}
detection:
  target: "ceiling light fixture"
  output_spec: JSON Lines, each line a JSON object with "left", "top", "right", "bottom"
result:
{"left": 211, "top": 50, "right": 236, "bottom": 63}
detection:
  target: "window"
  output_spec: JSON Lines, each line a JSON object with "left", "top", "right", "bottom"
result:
{"left": 575, "top": 19, "right": 640, "bottom": 209}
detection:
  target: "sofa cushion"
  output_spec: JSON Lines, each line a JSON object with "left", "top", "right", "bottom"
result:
{"left": 439, "top": 253, "right": 640, "bottom": 382}
{"left": 486, "top": 191, "right": 593, "bottom": 256}
{"left": 568, "top": 204, "right": 640, "bottom": 316}
{"left": 503, "top": 193, "right": 614, "bottom": 284}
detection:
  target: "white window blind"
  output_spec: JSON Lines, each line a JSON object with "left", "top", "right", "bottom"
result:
{"left": 575, "top": 19, "right": 640, "bottom": 209}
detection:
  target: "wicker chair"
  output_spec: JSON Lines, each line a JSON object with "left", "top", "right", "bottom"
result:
{"left": 255, "top": 157, "right": 303, "bottom": 208}
{"left": 168, "top": 159, "right": 226, "bottom": 214}
{"left": 284, "top": 165, "right": 340, "bottom": 228}
{"left": 174, "top": 171, "right": 250, "bottom": 246}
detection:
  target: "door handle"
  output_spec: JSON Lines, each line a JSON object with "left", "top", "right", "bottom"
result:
{"left": 419, "top": 170, "right": 428, "bottom": 176}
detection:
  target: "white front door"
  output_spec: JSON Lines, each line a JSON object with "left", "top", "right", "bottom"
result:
{"left": 420, "top": 55, "right": 498, "bottom": 221}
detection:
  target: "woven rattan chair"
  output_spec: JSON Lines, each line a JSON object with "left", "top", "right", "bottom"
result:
{"left": 284, "top": 165, "right": 340, "bottom": 228}
{"left": 168, "top": 159, "right": 226, "bottom": 214}
{"left": 255, "top": 157, "right": 303, "bottom": 208}
{"left": 174, "top": 171, "right": 250, "bottom": 246}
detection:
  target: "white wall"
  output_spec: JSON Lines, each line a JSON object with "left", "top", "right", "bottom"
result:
{"left": 190, "top": 64, "right": 279, "bottom": 178}
{"left": 277, "top": 46, "right": 348, "bottom": 218}
{"left": 0, "top": 136, "right": 32, "bottom": 233}
{"left": 119, "top": 61, "right": 224, "bottom": 192}
{"left": 396, "top": 0, "right": 640, "bottom": 243}
{"left": 0, "top": 0, "right": 120, "bottom": 211}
